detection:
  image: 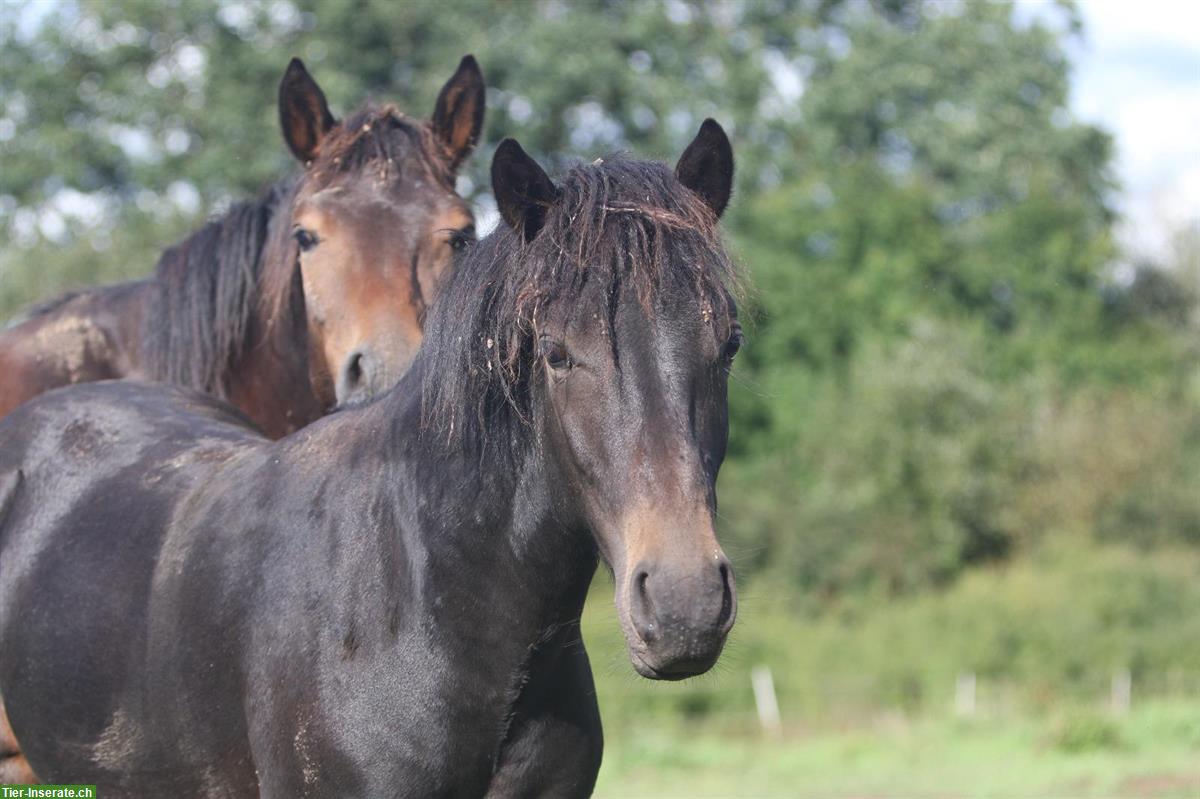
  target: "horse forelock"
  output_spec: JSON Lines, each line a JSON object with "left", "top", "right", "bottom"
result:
{"left": 308, "top": 104, "right": 454, "bottom": 192}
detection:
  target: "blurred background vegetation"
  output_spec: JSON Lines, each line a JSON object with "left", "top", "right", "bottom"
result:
{"left": 2, "top": 0, "right": 1199, "bottom": 795}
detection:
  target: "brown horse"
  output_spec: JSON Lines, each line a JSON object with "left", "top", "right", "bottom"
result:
{"left": 0, "top": 54, "right": 484, "bottom": 439}
{"left": 0, "top": 54, "right": 484, "bottom": 786}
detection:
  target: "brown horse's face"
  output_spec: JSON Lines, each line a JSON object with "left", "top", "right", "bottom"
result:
{"left": 279, "top": 56, "right": 484, "bottom": 408}
{"left": 491, "top": 124, "right": 740, "bottom": 680}
{"left": 290, "top": 171, "right": 474, "bottom": 407}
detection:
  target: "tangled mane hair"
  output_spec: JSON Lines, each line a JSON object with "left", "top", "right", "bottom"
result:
{"left": 421, "top": 156, "right": 740, "bottom": 451}
{"left": 143, "top": 104, "right": 448, "bottom": 398}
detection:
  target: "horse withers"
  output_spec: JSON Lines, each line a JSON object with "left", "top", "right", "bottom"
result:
{"left": 0, "top": 54, "right": 485, "bottom": 437}
{"left": 0, "top": 120, "right": 741, "bottom": 797}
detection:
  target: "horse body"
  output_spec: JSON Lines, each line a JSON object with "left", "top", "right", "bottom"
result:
{"left": 0, "top": 125, "right": 739, "bottom": 796}
{"left": 0, "top": 383, "right": 265, "bottom": 793}
{"left": 0, "top": 378, "right": 600, "bottom": 797}
{"left": 0, "top": 282, "right": 149, "bottom": 418}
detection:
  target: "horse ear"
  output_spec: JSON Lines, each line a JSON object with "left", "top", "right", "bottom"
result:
{"left": 432, "top": 55, "right": 486, "bottom": 172}
{"left": 279, "top": 57, "right": 337, "bottom": 165}
{"left": 491, "top": 139, "right": 559, "bottom": 243}
{"left": 675, "top": 118, "right": 734, "bottom": 219}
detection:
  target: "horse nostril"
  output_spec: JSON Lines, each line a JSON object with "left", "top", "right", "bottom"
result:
{"left": 631, "top": 568, "right": 658, "bottom": 644}
{"left": 336, "top": 350, "right": 376, "bottom": 408}
{"left": 716, "top": 561, "right": 735, "bottom": 633}
{"left": 344, "top": 351, "right": 365, "bottom": 388}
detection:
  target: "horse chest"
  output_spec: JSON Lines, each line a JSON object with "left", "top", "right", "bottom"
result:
{"left": 240, "top": 635, "right": 512, "bottom": 795}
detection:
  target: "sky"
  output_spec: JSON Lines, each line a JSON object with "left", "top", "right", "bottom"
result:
{"left": 1054, "top": 0, "right": 1200, "bottom": 262}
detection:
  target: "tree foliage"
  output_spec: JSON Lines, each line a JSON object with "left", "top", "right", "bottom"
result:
{"left": 1, "top": 0, "right": 1196, "bottom": 598}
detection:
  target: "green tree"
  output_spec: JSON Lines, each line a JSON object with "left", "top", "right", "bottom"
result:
{"left": 0, "top": 0, "right": 848, "bottom": 316}
{"left": 4, "top": 0, "right": 1195, "bottom": 600}
{"left": 717, "top": 1, "right": 1199, "bottom": 593}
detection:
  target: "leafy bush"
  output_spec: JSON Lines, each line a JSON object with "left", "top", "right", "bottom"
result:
{"left": 719, "top": 316, "right": 1200, "bottom": 597}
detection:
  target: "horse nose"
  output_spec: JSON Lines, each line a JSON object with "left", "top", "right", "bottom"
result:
{"left": 627, "top": 555, "right": 736, "bottom": 678}
{"left": 336, "top": 348, "right": 377, "bottom": 407}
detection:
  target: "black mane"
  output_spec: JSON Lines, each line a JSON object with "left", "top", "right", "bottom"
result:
{"left": 421, "top": 156, "right": 740, "bottom": 450}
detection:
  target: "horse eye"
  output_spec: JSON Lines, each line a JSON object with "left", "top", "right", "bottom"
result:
{"left": 449, "top": 226, "right": 475, "bottom": 252}
{"left": 721, "top": 328, "right": 744, "bottom": 362}
{"left": 542, "top": 341, "right": 573, "bottom": 372}
{"left": 293, "top": 227, "right": 320, "bottom": 252}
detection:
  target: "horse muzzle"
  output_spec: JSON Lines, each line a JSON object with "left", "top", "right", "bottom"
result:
{"left": 620, "top": 554, "right": 736, "bottom": 680}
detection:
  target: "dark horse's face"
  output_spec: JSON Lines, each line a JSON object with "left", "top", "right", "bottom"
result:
{"left": 279, "top": 57, "right": 483, "bottom": 408}
{"left": 492, "top": 123, "right": 740, "bottom": 679}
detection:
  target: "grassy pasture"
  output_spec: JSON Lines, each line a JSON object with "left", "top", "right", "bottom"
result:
{"left": 592, "top": 703, "right": 1200, "bottom": 798}
{"left": 582, "top": 545, "right": 1200, "bottom": 798}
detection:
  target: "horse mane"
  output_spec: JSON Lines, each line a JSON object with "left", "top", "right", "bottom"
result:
{"left": 145, "top": 104, "right": 447, "bottom": 399}
{"left": 141, "top": 181, "right": 291, "bottom": 397}
{"left": 420, "top": 156, "right": 740, "bottom": 451}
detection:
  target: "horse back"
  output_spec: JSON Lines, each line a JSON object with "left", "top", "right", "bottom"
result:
{"left": 0, "top": 381, "right": 264, "bottom": 793}
{"left": 0, "top": 282, "right": 149, "bottom": 419}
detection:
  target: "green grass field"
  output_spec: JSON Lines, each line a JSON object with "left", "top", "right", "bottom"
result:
{"left": 581, "top": 548, "right": 1200, "bottom": 799}
{"left": 592, "top": 702, "right": 1200, "bottom": 798}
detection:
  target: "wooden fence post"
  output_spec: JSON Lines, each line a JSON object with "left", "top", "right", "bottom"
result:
{"left": 1111, "top": 669, "right": 1131, "bottom": 715}
{"left": 955, "top": 672, "right": 976, "bottom": 718}
{"left": 751, "top": 665, "right": 783, "bottom": 737}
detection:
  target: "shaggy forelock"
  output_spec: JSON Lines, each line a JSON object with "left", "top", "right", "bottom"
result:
{"left": 308, "top": 105, "right": 454, "bottom": 191}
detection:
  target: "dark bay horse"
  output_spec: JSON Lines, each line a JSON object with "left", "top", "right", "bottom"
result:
{"left": 0, "top": 55, "right": 485, "bottom": 438}
{"left": 0, "top": 120, "right": 740, "bottom": 796}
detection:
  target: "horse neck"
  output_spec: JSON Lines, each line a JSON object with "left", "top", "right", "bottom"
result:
{"left": 227, "top": 231, "right": 326, "bottom": 439}
{"left": 350, "top": 370, "right": 597, "bottom": 659}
